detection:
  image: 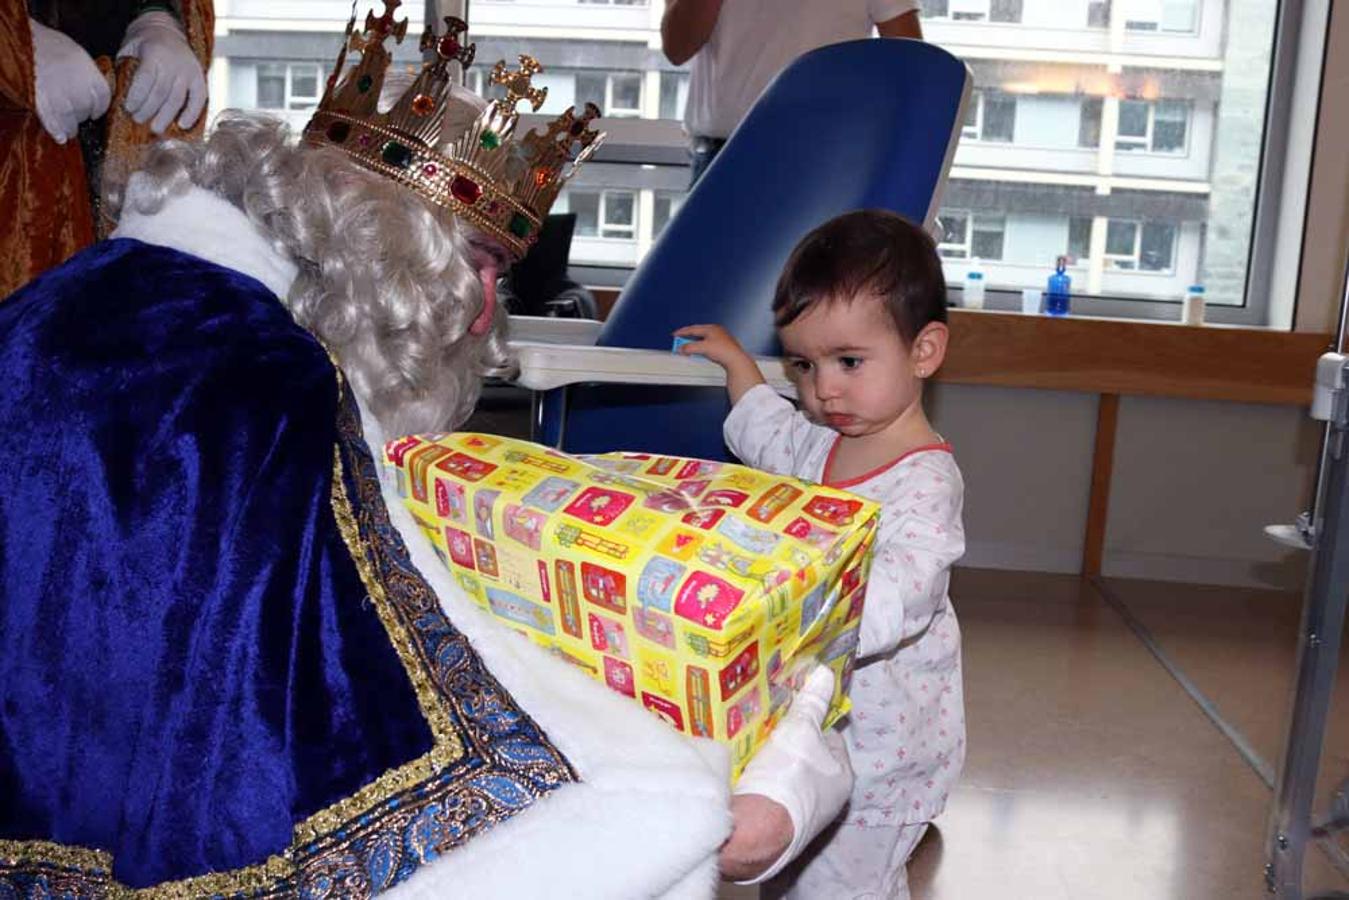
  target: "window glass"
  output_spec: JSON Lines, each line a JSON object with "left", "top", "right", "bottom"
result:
{"left": 981, "top": 94, "right": 1017, "bottom": 142}
{"left": 256, "top": 63, "right": 285, "bottom": 109}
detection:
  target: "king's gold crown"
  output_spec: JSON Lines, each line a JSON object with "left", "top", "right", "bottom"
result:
{"left": 302, "top": 0, "right": 605, "bottom": 259}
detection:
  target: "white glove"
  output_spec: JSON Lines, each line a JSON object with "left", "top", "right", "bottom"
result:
{"left": 30, "top": 18, "right": 112, "bottom": 144}
{"left": 731, "top": 665, "right": 855, "bottom": 884}
{"left": 118, "top": 11, "right": 207, "bottom": 134}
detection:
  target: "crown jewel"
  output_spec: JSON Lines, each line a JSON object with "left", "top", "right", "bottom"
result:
{"left": 302, "top": 0, "right": 605, "bottom": 259}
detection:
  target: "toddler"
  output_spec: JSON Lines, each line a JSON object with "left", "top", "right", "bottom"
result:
{"left": 678, "top": 209, "right": 966, "bottom": 899}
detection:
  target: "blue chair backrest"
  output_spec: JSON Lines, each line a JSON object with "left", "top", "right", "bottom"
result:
{"left": 539, "top": 38, "right": 970, "bottom": 459}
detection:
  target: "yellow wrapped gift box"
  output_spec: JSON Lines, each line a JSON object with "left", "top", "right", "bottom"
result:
{"left": 385, "top": 432, "right": 879, "bottom": 779}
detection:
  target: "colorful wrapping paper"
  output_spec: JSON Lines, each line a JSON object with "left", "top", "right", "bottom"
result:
{"left": 385, "top": 433, "right": 879, "bottom": 779}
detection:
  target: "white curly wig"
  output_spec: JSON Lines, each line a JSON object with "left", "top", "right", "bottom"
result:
{"left": 104, "top": 103, "right": 515, "bottom": 439}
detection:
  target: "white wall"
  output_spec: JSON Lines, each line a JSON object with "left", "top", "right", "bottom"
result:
{"left": 1012, "top": 94, "right": 1083, "bottom": 148}
{"left": 927, "top": 383, "right": 1098, "bottom": 574}
{"left": 1104, "top": 396, "right": 1317, "bottom": 588}
{"left": 928, "top": 383, "right": 1317, "bottom": 590}
{"left": 532, "top": 72, "right": 579, "bottom": 116}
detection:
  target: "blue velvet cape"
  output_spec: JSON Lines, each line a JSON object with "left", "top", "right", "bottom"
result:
{"left": 0, "top": 239, "right": 575, "bottom": 895}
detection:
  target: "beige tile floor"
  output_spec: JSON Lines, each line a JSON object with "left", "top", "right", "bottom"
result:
{"left": 721, "top": 568, "right": 1349, "bottom": 900}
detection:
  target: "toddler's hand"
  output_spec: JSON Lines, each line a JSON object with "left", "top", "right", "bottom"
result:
{"left": 673, "top": 324, "right": 750, "bottom": 369}
{"left": 673, "top": 324, "right": 765, "bottom": 403}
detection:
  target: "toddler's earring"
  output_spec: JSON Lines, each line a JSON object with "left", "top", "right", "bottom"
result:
{"left": 916, "top": 367, "right": 927, "bottom": 378}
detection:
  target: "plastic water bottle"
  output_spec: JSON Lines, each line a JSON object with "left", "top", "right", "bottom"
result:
{"left": 1045, "top": 256, "right": 1071, "bottom": 317}
{"left": 963, "top": 267, "right": 985, "bottom": 309}
{"left": 1182, "top": 284, "right": 1205, "bottom": 326}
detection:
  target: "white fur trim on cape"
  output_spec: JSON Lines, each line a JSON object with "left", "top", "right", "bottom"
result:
{"left": 111, "top": 174, "right": 299, "bottom": 300}
{"left": 359, "top": 404, "right": 733, "bottom": 899}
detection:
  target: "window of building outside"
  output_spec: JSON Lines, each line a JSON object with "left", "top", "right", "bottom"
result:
{"left": 575, "top": 71, "right": 643, "bottom": 118}
{"left": 964, "top": 91, "right": 1017, "bottom": 142}
{"left": 1125, "top": 0, "right": 1200, "bottom": 33}
{"left": 211, "top": 0, "right": 1310, "bottom": 323}
{"left": 938, "top": 212, "right": 1007, "bottom": 261}
{"left": 926, "top": 0, "right": 1024, "bottom": 22}
{"left": 255, "top": 62, "right": 321, "bottom": 111}
{"left": 569, "top": 189, "right": 638, "bottom": 240}
{"left": 653, "top": 193, "right": 686, "bottom": 239}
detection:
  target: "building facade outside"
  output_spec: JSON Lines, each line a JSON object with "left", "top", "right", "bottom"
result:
{"left": 209, "top": 0, "right": 1281, "bottom": 311}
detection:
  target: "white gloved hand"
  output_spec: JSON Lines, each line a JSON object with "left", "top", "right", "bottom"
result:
{"left": 30, "top": 18, "right": 112, "bottom": 144}
{"left": 730, "top": 665, "right": 855, "bottom": 884}
{"left": 118, "top": 11, "right": 206, "bottom": 134}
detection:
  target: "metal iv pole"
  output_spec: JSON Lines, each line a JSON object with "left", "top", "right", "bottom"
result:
{"left": 1265, "top": 254, "right": 1349, "bottom": 898}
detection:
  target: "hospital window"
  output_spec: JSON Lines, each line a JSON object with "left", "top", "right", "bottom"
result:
{"left": 925, "top": 0, "right": 1023, "bottom": 22}
{"left": 1104, "top": 220, "right": 1177, "bottom": 272}
{"left": 256, "top": 63, "right": 321, "bottom": 111}
{"left": 576, "top": 72, "right": 643, "bottom": 119}
{"left": 1116, "top": 99, "right": 1190, "bottom": 154}
{"left": 571, "top": 190, "right": 638, "bottom": 241}
{"left": 1124, "top": 0, "right": 1199, "bottom": 33}
{"left": 376, "top": 0, "right": 1310, "bottom": 321}
{"left": 937, "top": 212, "right": 1006, "bottom": 261}
{"left": 963, "top": 92, "right": 1016, "bottom": 143}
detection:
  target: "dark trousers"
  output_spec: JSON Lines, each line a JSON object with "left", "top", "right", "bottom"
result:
{"left": 688, "top": 136, "right": 727, "bottom": 188}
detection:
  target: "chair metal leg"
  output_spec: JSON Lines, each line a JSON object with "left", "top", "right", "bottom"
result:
{"left": 531, "top": 385, "right": 569, "bottom": 449}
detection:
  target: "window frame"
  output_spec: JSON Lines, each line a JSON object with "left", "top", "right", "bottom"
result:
{"left": 1100, "top": 218, "right": 1179, "bottom": 274}
{"left": 961, "top": 91, "right": 1016, "bottom": 143}
{"left": 255, "top": 61, "right": 322, "bottom": 112}
{"left": 1123, "top": 0, "right": 1202, "bottom": 35}
{"left": 1113, "top": 98, "right": 1191, "bottom": 155}
{"left": 499, "top": 0, "right": 1328, "bottom": 328}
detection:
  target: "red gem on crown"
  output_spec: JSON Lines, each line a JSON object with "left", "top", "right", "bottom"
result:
{"left": 450, "top": 175, "right": 482, "bottom": 205}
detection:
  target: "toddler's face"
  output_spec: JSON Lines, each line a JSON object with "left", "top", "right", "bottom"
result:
{"left": 777, "top": 295, "right": 919, "bottom": 438}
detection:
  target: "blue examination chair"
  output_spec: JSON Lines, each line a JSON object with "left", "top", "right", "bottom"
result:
{"left": 529, "top": 38, "right": 970, "bottom": 460}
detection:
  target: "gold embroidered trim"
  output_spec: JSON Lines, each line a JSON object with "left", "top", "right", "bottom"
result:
{"left": 0, "top": 838, "right": 111, "bottom": 870}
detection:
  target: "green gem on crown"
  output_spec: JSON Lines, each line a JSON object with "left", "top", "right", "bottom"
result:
{"left": 480, "top": 130, "right": 501, "bottom": 150}
{"left": 381, "top": 141, "right": 414, "bottom": 169}
{"left": 508, "top": 214, "right": 532, "bottom": 239}
{"left": 357, "top": 74, "right": 374, "bottom": 93}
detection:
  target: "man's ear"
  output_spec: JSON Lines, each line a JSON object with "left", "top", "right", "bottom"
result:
{"left": 911, "top": 321, "right": 949, "bottom": 379}
{"left": 470, "top": 263, "right": 498, "bottom": 336}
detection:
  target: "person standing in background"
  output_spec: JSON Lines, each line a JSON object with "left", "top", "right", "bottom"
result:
{"left": 1, "top": 0, "right": 212, "bottom": 297}
{"left": 661, "top": 0, "right": 923, "bottom": 187}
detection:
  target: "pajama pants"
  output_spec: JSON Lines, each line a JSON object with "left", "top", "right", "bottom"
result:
{"left": 764, "top": 821, "right": 929, "bottom": 900}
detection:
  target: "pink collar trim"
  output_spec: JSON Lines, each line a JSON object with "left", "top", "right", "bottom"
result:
{"left": 822, "top": 438, "right": 953, "bottom": 489}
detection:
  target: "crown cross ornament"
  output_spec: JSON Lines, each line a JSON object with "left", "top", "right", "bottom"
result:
{"left": 491, "top": 57, "right": 548, "bottom": 113}
{"left": 303, "top": 8, "right": 605, "bottom": 259}
{"left": 366, "top": 0, "right": 408, "bottom": 40}
{"left": 421, "top": 16, "right": 475, "bottom": 71}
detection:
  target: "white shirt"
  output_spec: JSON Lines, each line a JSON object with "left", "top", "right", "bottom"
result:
{"left": 726, "top": 384, "right": 966, "bottom": 825}
{"left": 684, "top": 0, "right": 921, "bottom": 139}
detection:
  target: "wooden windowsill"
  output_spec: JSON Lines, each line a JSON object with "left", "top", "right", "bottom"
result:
{"left": 939, "top": 309, "right": 1331, "bottom": 406}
